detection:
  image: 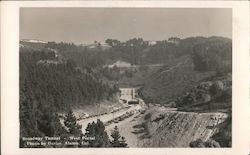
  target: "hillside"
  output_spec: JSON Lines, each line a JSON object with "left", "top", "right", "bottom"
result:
{"left": 125, "top": 73, "right": 232, "bottom": 147}
{"left": 137, "top": 72, "right": 232, "bottom": 147}
{"left": 20, "top": 36, "right": 231, "bottom": 107}
{"left": 19, "top": 48, "right": 120, "bottom": 144}
{"left": 140, "top": 56, "right": 216, "bottom": 105}
{"left": 138, "top": 37, "right": 231, "bottom": 106}
{"left": 177, "top": 73, "right": 232, "bottom": 112}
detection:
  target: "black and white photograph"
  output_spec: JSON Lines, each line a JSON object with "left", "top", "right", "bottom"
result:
{"left": 2, "top": 1, "right": 250, "bottom": 155}
{"left": 19, "top": 7, "right": 233, "bottom": 148}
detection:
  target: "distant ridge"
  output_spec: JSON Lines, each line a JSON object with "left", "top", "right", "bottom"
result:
{"left": 20, "top": 39, "right": 47, "bottom": 44}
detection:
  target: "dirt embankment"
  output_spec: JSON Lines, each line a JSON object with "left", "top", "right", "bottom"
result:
{"left": 73, "top": 100, "right": 125, "bottom": 119}
{"left": 134, "top": 107, "right": 228, "bottom": 147}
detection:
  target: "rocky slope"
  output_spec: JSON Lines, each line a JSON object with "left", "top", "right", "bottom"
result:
{"left": 132, "top": 107, "right": 228, "bottom": 147}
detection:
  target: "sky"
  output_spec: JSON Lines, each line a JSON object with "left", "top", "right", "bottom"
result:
{"left": 20, "top": 8, "right": 232, "bottom": 44}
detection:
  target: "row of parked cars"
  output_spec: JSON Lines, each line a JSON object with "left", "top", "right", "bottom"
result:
{"left": 104, "top": 110, "right": 136, "bottom": 126}
{"left": 104, "top": 109, "right": 147, "bottom": 126}
{"left": 75, "top": 106, "right": 131, "bottom": 121}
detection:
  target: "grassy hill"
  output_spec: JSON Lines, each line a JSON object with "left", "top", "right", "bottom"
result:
{"left": 140, "top": 56, "right": 216, "bottom": 105}
{"left": 137, "top": 37, "right": 231, "bottom": 107}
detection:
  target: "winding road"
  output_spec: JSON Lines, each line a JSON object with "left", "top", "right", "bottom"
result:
{"left": 77, "top": 88, "right": 145, "bottom": 135}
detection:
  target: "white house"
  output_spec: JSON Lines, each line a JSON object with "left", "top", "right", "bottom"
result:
{"left": 108, "top": 60, "right": 133, "bottom": 68}
{"left": 148, "top": 40, "right": 157, "bottom": 46}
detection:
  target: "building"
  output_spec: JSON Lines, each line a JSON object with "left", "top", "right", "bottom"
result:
{"left": 148, "top": 40, "right": 157, "bottom": 46}
{"left": 108, "top": 60, "right": 134, "bottom": 68}
{"left": 80, "top": 42, "right": 111, "bottom": 50}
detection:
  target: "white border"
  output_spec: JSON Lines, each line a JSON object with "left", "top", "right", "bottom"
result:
{"left": 1, "top": 1, "right": 249, "bottom": 155}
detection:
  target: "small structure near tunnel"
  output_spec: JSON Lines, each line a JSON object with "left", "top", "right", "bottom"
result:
{"left": 119, "top": 88, "right": 140, "bottom": 105}
{"left": 128, "top": 99, "right": 139, "bottom": 105}
{"left": 120, "top": 88, "right": 135, "bottom": 100}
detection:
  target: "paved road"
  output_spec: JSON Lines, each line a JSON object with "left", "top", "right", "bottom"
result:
{"left": 78, "top": 104, "right": 143, "bottom": 133}
{"left": 77, "top": 87, "right": 147, "bottom": 147}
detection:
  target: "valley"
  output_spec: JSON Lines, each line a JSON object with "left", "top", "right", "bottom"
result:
{"left": 71, "top": 82, "right": 230, "bottom": 147}
{"left": 19, "top": 36, "right": 232, "bottom": 148}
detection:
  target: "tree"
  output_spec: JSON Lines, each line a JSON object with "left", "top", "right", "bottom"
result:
{"left": 189, "top": 139, "right": 205, "bottom": 147}
{"left": 105, "top": 39, "right": 121, "bottom": 47}
{"left": 205, "top": 139, "right": 220, "bottom": 147}
{"left": 189, "top": 138, "right": 220, "bottom": 148}
{"left": 110, "top": 126, "right": 128, "bottom": 147}
{"left": 64, "top": 109, "right": 82, "bottom": 136}
{"left": 110, "top": 126, "right": 121, "bottom": 147}
{"left": 85, "top": 119, "right": 110, "bottom": 147}
{"left": 119, "top": 137, "right": 128, "bottom": 147}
